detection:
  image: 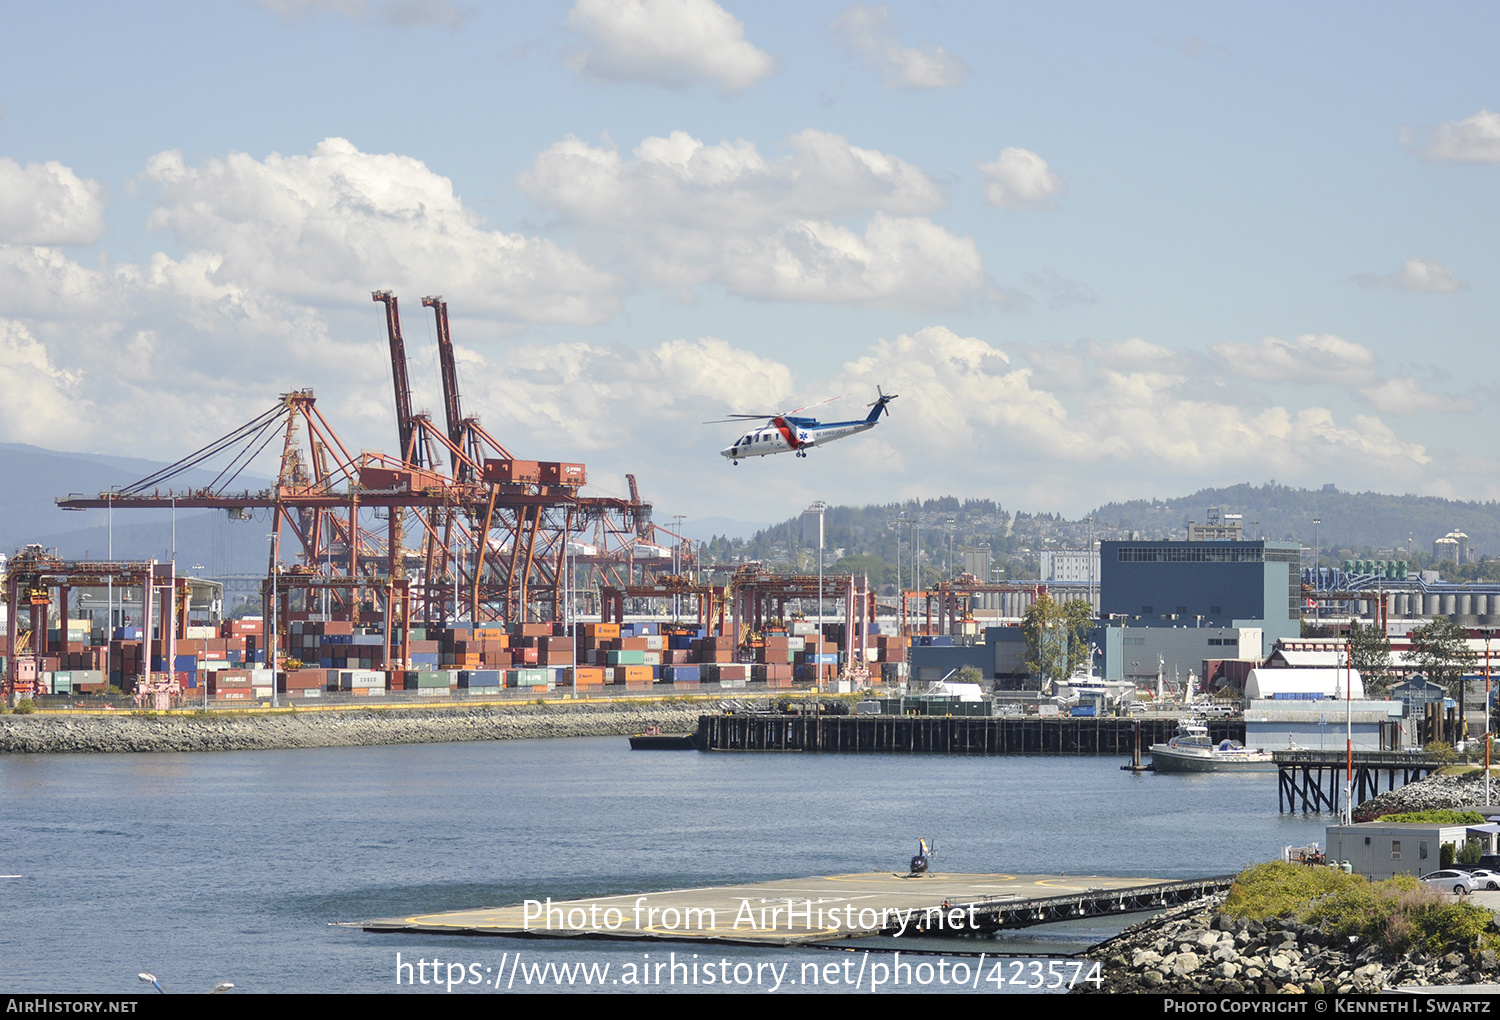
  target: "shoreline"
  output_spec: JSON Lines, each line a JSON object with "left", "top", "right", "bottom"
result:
{"left": 0, "top": 695, "right": 785, "bottom": 754}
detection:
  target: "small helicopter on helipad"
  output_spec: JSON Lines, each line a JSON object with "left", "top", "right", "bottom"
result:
{"left": 708, "top": 387, "right": 898, "bottom": 465}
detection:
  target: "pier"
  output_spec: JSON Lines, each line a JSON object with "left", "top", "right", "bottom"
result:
{"left": 1274, "top": 750, "right": 1441, "bottom": 814}
{"left": 695, "top": 713, "right": 1240, "bottom": 756}
{"left": 358, "top": 872, "right": 1235, "bottom": 946}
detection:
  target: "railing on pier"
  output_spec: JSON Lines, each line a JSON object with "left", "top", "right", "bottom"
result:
{"left": 1274, "top": 750, "right": 1442, "bottom": 814}
{"left": 948, "top": 875, "right": 1238, "bottom": 933}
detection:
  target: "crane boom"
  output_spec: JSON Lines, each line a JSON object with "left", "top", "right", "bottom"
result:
{"left": 422, "top": 295, "right": 469, "bottom": 481}
{"left": 372, "top": 290, "right": 418, "bottom": 466}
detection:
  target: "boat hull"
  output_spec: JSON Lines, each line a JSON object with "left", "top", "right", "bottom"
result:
{"left": 1149, "top": 745, "right": 1276, "bottom": 773}
{"left": 628, "top": 733, "right": 699, "bottom": 751}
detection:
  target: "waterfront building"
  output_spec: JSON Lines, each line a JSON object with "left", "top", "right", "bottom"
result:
{"left": 1100, "top": 538, "right": 1301, "bottom": 660}
{"left": 1325, "top": 820, "right": 1497, "bottom": 881}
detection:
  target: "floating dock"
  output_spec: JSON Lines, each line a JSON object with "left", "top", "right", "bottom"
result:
{"left": 358, "top": 872, "right": 1234, "bottom": 946}
{"left": 695, "top": 713, "right": 1241, "bottom": 756}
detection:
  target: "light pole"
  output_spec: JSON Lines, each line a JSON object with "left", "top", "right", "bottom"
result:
{"left": 1312, "top": 517, "right": 1322, "bottom": 629}
{"left": 1086, "top": 513, "right": 1095, "bottom": 612}
{"left": 672, "top": 514, "right": 686, "bottom": 620}
{"left": 1481, "top": 627, "right": 1498, "bottom": 807}
{"left": 908, "top": 518, "right": 922, "bottom": 636}
{"left": 267, "top": 533, "right": 279, "bottom": 709}
{"left": 106, "top": 493, "right": 114, "bottom": 684}
{"left": 946, "top": 513, "right": 956, "bottom": 578}
{"left": 893, "top": 512, "right": 908, "bottom": 631}
{"left": 807, "top": 501, "right": 827, "bottom": 692}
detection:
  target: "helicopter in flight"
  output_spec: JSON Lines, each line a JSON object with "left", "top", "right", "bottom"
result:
{"left": 710, "top": 387, "right": 898, "bottom": 465}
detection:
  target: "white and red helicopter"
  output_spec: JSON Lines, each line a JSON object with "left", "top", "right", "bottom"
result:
{"left": 710, "top": 387, "right": 898, "bottom": 465}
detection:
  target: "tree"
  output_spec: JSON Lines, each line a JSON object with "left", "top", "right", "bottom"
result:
{"left": 1062, "top": 599, "right": 1096, "bottom": 678}
{"left": 1347, "top": 621, "right": 1393, "bottom": 696}
{"left": 1409, "top": 615, "right": 1478, "bottom": 735}
{"left": 1022, "top": 595, "right": 1068, "bottom": 688}
{"left": 954, "top": 665, "right": 985, "bottom": 688}
{"left": 1022, "top": 595, "right": 1094, "bottom": 689}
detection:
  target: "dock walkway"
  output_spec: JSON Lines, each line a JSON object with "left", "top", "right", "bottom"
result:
{"left": 358, "top": 872, "right": 1234, "bottom": 946}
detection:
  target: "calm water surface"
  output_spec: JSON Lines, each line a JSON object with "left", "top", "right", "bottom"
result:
{"left": 0, "top": 737, "right": 1327, "bottom": 993}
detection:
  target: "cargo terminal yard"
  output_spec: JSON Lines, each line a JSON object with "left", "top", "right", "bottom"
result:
{"left": 3, "top": 290, "right": 1498, "bottom": 777}
{"left": 0, "top": 290, "right": 1040, "bottom": 712}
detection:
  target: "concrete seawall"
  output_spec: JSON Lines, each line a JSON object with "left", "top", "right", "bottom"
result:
{"left": 0, "top": 699, "right": 735, "bottom": 755}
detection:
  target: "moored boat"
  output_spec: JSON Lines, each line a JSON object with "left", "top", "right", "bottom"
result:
{"left": 1149, "top": 719, "right": 1274, "bottom": 773}
{"left": 628, "top": 727, "right": 698, "bottom": 750}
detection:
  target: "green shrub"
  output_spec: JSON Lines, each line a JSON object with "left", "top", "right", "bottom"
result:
{"left": 1460, "top": 839, "right": 1485, "bottom": 866}
{"left": 1442, "top": 843, "right": 1456, "bottom": 869}
{"left": 12, "top": 698, "right": 35, "bottom": 715}
{"left": 1222, "top": 861, "right": 1366, "bottom": 921}
{"left": 1222, "top": 861, "right": 1500, "bottom": 956}
{"left": 1379, "top": 810, "right": 1486, "bottom": 825}
{"left": 1424, "top": 741, "right": 1458, "bottom": 762}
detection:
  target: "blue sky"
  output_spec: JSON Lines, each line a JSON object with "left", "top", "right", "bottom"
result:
{"left": 1, "top": 1, "right": 1496, "bottom": 526}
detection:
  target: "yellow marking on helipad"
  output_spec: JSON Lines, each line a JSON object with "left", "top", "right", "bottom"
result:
{"left": 359, "top": 872, "right": 1171, "bottom": 946}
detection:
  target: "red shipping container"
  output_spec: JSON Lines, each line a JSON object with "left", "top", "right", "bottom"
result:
{"left": 483, "top": 459, "right": 541, "bottom": 484}
{"left": 538, "top": 461, "right": 587, "bottom": 487}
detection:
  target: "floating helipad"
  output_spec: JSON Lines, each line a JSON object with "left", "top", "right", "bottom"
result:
{"left": 357, "top": 872, "right": 1232, "bottom": 946}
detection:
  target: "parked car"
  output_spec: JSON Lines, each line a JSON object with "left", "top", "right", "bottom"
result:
{"left": 1463, "top": 868, "right": 1500, "bottom": 890}
{"left": 1420, "top": 870, "right": 1475, "bottom": 895}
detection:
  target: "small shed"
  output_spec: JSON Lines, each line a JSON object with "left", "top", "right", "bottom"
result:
{"left": 1326, "top": 817, "right": 1500, "bottom": 880}
{"left": 1390, "top": 675, "right": 1448, "bottom": 715}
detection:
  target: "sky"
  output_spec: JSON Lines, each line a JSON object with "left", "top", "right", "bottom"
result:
{"left": 0, "top": 1, "right": 1497, "bottom": 528}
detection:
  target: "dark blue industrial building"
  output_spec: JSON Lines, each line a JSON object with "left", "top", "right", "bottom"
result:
{"left": 1099, "top": 539, "right": 1301, "bottom": 657}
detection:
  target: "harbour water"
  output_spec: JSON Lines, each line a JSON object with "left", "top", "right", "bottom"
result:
{"left": 0, "top": 736, "right": 1328, "bottom": 993}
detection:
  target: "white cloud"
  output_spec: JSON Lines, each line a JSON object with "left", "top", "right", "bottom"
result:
{"left": 832, "top": 4, "right": 968, "bottom": 90}
{"left": 978, "top": 148, "right": 1065, "bottom": 210}
{"left": 1359, "top": 375, "right": 1475, "bottom": 416}
{"left": 1354, "top": 257, "right": 1466, "bottom": 293}
{"left": 0, "top": 147, "right": 1471, "bottom": 516}
{"left": 0, "top": 318, "right": 85, "bottom": 444}
{"left": 720, "top": 214, "right": 983, "bottom": 307}
{"left": 141, "top": 138, "right": 620, "bottom": 323}
{"left": 827, "top": 327, "right": 1432, "bottom": 493}
{"left": 521, "top": 130, "right": 986, "bottom": 309}
{"left": 0, "top": 158, "right": 106, "bottom": 246}
{"left": 0, "top": 245, "right": 112, "bottom": 318}
{"left": 1407, "top": 108, "right": 1500, "bottom": 163}
{"left": 466, "top": 336, "right": 794, "bottom": 452}
{"left": 524, "top": 129, "right": 944, "bottom": 227}
{"left": 1211, "top": 333, "right": 1378, "bottom": 386}
{"left": 1211, "top": 332, "right": 1467, "bottom": 419}
{"left": 565, "top": 0, "right": 775, "bottom": 94}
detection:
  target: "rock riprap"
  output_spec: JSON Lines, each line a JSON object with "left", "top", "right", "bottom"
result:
{"left": 0, "top": 700, "right": 725, "bottom": 754}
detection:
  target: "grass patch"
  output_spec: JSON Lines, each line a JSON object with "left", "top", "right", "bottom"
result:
{"left": 1222, "top": 861, "right": 1500, "bottom": 956}
{"left": 1222, "top": 861, "right": 1365, "bottom": 922}
{"left": 1376, "top": 810, "right": 1486, "bottom": 824}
